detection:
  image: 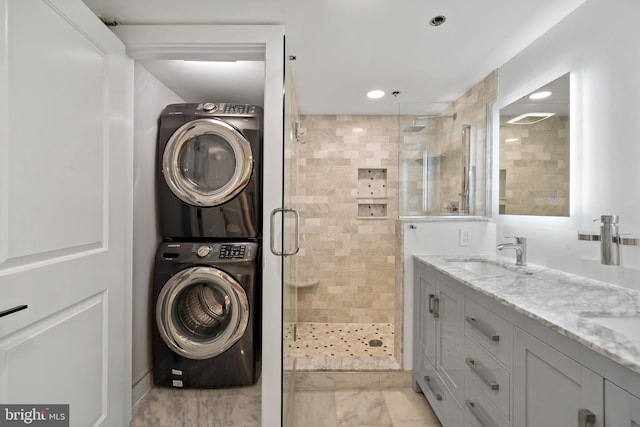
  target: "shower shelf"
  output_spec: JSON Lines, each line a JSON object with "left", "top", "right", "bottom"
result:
{"left": 357, "top": 168, "right": 387, "bottom": 198}
{"left": 357, "top": 202, "right": 388, "bottom": 218}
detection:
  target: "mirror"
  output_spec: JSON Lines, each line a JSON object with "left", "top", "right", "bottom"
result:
{"left": 499, "top": 73, "right": 570, "bottom": 216}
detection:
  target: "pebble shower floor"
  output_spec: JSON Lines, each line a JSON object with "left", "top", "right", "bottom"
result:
{"left": 284, "top": 322, "right": 400, "bottom": 371}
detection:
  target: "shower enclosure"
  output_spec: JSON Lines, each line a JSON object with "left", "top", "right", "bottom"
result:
{"left": 398, "top": 102, "right": 490, "bottom": 217}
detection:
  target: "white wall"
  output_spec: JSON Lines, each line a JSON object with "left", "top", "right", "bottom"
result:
{"left": 494, "top": 0, "right": 640, "bottom": 291}
{"left": 131, "top": 64, "right": 184, "bottom": 402}
{"left": 401, "top": 219, "right": 497, "bottom": 368}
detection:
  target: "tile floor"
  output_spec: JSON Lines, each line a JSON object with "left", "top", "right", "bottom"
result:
{"left": 131, "top": 323, "right": 441, "bottom": 426}
{"left": 129, "top": 381, "right": 261, "bottom": 427}
{"left": 130, "top": 383, "right": 441, "bottom": 427}
{"left": 288, "top": 388, "right": 441, "bottom": 427}
{"left": 285, "top": 323, "right": 395, "bottom": 358}
{"left": 284, "top": 323, "right": 400, "bottom": 371}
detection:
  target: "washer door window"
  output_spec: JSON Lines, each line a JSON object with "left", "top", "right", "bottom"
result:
{"left": 163, "top": 118, "right": 253, "bottom": 207}
{"left": 156, "top": 266, "right": 249, "bottom": 360}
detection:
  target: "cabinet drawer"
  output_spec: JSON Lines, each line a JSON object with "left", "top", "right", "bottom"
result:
{"left": 415, "top": 368, "right": 463, "bottom": 426}
{"left": 464, "top": 373, "right": 510, "bottom": 427}
{"left": 465, "top": 298, "right": 512, "bottom": 367}
{"left": 464, "top": 338, "right": 510, "bottom": 420}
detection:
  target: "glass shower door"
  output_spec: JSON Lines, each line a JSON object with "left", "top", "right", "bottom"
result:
{"left": 281, "top": 55, "right": 301, "bottom": 427}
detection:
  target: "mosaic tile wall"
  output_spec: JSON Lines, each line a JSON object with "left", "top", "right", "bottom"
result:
{"left": 292, "top": 115, "right": 399, "bottom": 323}
{"left": 499, "top": 115, "right": 570, "bottom": 216}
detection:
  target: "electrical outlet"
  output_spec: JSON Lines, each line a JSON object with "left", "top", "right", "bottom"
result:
{"left": 459, "top": 229, "right": 470, "bottom": 247}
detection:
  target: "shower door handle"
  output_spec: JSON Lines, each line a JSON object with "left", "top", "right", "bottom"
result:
{"left": 270, "top": 208, "right": 301, "bottom": 256}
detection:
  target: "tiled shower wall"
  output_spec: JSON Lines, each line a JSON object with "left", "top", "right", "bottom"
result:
{"left": 397, "top": 71, "right": 496, "bottom": 216}
{"left": 499, "top": 115, "right": 570, "bottom": 216}
{"left": 438, "top": 71, "right": 496, "bottom": 215}
{"left": 294, "top": 115, "right": 399, "bottom": 323}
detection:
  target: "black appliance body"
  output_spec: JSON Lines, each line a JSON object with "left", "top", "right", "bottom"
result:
{"left": 157, "top": 103, "right": 263, "bottom": 240}
{"left": 152, "top": 241, "right": 261, "bottom": 388}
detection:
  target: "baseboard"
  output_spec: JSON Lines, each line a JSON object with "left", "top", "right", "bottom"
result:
{"left": 131, "top": 371, "right": 153, "bottom": 406}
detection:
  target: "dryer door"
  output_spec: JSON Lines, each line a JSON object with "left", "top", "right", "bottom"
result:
{"left": 162, "top": 118, "right": 253, "bottom": 207}
{"left": 156, "top": 266, "right": 249, "bottom": 360}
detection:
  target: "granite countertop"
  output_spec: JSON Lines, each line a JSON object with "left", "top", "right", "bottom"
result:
{"left": 414, "top": 255, "right": 640, "bottom": 375}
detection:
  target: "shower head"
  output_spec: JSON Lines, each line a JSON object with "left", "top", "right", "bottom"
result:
{"left": 403, "top": 112, "right": 457, "bottom": 133}
{"left": 404, "top": 124, "right": 428, "bottom": 132}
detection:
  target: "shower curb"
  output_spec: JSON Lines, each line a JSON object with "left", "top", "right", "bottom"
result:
{"left": 294, "top": 370, "right": 411, "bottom": 391}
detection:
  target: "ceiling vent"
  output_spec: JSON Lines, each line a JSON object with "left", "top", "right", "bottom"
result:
{"left": 507, "top": 112, "right": 555, "bottom": 125}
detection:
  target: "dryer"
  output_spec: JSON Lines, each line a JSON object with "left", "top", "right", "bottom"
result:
{"left": 157, "top": 103, "right": 263, "bottom": 240}
{"left": 152, "top": 241, "right": 261, "bottom": 388}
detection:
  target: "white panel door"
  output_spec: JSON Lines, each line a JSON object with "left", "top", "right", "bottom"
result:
{"left": 0, "top": 0, "right": 132, "bottom": 426}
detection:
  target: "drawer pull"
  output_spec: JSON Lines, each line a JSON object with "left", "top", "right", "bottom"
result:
{"left": 466, "top": 400, "right": 494, "bottom": 427}
{"left": 423, "top": 375, "right": 443, "bottom": 401}
{"left": 578, "top": 408, "right": 596, "bottom": 427}
{"left": 428, "top": 294, "right": 435, "bottom": 314}
{"left": 432, "top": 296, "right": 440, "bottom": 318}
{"left": 0, "top": 304, "right": 28, "bottom": 318}
{"left": 466, "top": 358, "right": 499, "bottom": 390}
{"left": 466, "top": 316, "right": 500, "bottom": 342}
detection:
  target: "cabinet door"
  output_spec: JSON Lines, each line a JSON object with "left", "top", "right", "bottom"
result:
{"left": 413, "top": 265, "right": 430, "bottom": 390}
{"left": 513, "top": 328, "right": 603, "bottom": 427}
{"left": 605, "top": 380, "right": 640, "bottom": 426}
{"left": 420, "top": 273, "right": 438, "bottom": 367}
{"left": 436, "top": 279, "right": 465, "bottom": 405}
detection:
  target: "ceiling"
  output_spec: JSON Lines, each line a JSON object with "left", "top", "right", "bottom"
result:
{"left": 81, "top": 0, "right": 587, "bottom": 115}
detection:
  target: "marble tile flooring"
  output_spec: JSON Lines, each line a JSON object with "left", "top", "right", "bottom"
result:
{"left": 289, "top": 388, "right": 441, "bottom": 427}
{"left": 129, "top": 382, "right": 442, "bottom": 427}
{"left": 131, "top": 322, "right": 440, "bottom": 426}
{"left": 129, "top": 381, "right": 261, "bottom": 427}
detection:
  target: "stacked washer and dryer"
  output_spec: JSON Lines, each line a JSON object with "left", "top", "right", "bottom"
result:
{"left": 152, "top": 102, "right": 263, "bottom": 388}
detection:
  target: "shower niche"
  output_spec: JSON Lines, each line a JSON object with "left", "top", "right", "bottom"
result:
{"left": 357, "top": 168, "right": 388, "bottom": 218}
{"left": 398, "top": 102, "right": 490, "bottom": 217}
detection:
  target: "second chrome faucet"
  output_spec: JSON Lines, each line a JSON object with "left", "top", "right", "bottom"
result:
{"left": 497, "top": 237, "right": 527, "bottom": 266}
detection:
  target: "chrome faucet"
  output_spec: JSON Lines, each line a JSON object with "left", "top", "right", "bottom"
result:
{"left": 497, "top": 237, "right": 527, "bottom": 266}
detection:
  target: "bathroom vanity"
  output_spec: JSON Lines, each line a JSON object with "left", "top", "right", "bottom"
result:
{"left": 413, "top": 255, "right": 640, "bottom": 426}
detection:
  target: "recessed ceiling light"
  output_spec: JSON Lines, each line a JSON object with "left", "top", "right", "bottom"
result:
{"left": 529, "top": 91, "right": 552, "bottom": 100}
{"left": 429, "top": 15, "right": 446, "bottom": 26}
{"left": 367, "top": 90, "right": 385, "bottom": 99}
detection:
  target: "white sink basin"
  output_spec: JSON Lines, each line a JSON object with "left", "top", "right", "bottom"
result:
{"left": 449, "top": 260, "right": 528, "bottom": 277}
{"left": 587, "top": 316, "right": 640, "bottom": 342}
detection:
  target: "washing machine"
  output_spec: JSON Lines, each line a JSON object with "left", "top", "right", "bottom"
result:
{"left": 157, "top": 102, "right": 263, "bottom": 240}
{"left": 152, "top": 241, "right": 261, "bottom": 388}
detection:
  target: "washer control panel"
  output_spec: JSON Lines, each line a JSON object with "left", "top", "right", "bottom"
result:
{"left": 158, "top": 242, "right": 258, "bottom": 262}
{"left": 196, "top": 103, "right": 258, "bottom": 116}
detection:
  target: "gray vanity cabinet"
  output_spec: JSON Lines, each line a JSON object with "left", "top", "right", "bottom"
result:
{"left": 413, "top": 263, "right": 465, "bottom": 426}
{"left": 605, "top": 380, "right": 640, "bottom": 426}
{"left": 513, "top": 327, "right": 603, "bottom": 427}
{"left": 414, "top": 258, "right": 640, "bottom": 427}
